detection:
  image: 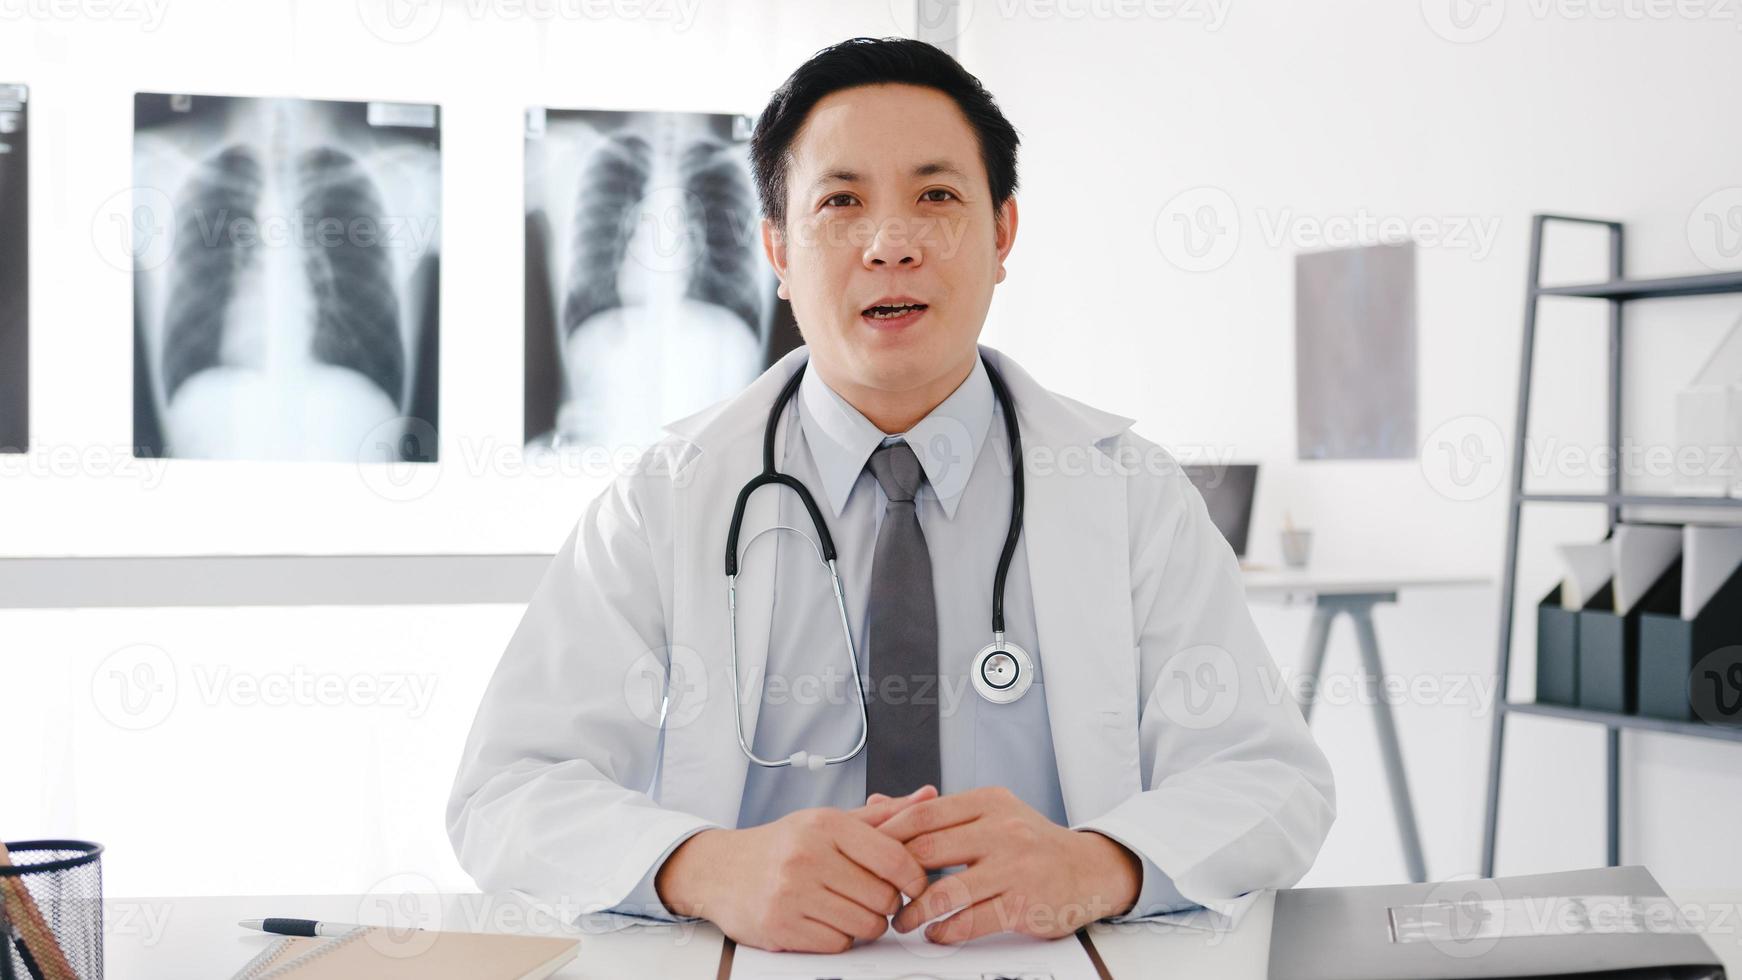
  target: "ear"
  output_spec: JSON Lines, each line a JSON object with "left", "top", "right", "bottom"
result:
{"left": 993, "top": 197, "right": 1018, "bottom": 285}
{"left": 761, "top": 216, "right": 791, "bottom": 301}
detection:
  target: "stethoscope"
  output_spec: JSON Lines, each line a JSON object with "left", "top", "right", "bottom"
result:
{"left": 724, "top": 355, "right": 1035, "bottom": 771}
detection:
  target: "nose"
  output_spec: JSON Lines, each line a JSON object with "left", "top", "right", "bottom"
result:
{"left": 861, "top": 215, "right": 923, "bottom": 269}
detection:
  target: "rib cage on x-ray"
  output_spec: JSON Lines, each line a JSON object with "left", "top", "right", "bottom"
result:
{"left": 526, "top": 109, "right": 788, "bottom": 451}
{"left": 133, "top": 94, "right": 440, "bottom": 462}
{"left": 298, "top": 146, "right": 407, "bottom": 404}
{"left": 561, "top": 135, "right": 764, "bottom": 340}
{"left": 561, "top": 132, "right": 652, "bottom": 336}
{"left": 162, "top": 145, "right": 408, "bottom": 408}
{"left": 678, "top": 139, "right": 766, "bottom": 334}
{"left": 160, "top": 145, "right": 262, "bottom": 402}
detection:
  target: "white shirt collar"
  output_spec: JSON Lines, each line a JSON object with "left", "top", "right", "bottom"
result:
{"left": 797, "top": 356, "right": 995, "bottom": 520}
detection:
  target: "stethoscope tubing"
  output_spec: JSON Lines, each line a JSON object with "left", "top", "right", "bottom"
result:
{"left": 723, "top": 354, "right": 1025, "bottom": 769}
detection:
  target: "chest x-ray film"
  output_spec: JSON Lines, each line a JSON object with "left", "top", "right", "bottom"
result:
{"left": 132, "top": 93, "right": 441, "bottom": 461}
{"left": 0, "top": 84, "right": 26, "bottom": 453}
{"left": 1295, "top": 241, "right": 1418, "bottom": 460}
{"left": 524, "top": 108, "right": 800, "bottom": 452}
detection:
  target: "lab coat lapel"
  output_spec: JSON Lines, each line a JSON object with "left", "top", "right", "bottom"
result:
{"left": 659, "top": 350, "right": 806, "bottom": 829}
{"left": 985, "top": 348, "right": 1144, "bottom": 825}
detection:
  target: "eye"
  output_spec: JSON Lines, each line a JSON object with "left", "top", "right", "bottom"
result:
{"left": 822, "top": 192, "right": 859, "bottom": 208}
{"left": 920, "top": 188, "right": 959, "bottom": 203}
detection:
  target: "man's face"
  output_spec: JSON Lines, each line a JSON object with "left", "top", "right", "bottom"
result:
{"left": 763, "top": 83, "right": 1016, "bottom": 401}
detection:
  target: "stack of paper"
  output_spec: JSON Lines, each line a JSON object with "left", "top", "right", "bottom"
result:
{"left": 1555, "top": 542, "right": 1613, "bottom": 611}
{"left": 1611, "top": 524, "right": 1682, "bottom": 614}
{"left": 1555, "top": 524, "right": 1683, "bottom": 614}
{"left": 730, "top": 926, "right": 1100, "bottom": 980}
{"left": 1683, "top": 525, "right": 1742, "bottom": 620}
{"left": 1673, "top": 387, "right": 1740, "bottom": 497}
{"left": 1675, "top": 316, "right": 1742, "bottom": 497}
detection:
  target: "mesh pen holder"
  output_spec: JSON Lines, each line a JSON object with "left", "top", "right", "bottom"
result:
{"left": 1, "top": 841, "right": 104, "bottom": 980}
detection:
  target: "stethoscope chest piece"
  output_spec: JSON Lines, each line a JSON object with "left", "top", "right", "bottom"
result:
{"left": 971, "top": 636, "right": 1035, "bottom": 705}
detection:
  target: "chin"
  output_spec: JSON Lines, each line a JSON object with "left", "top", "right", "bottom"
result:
{"left": 850, "top": 339, "right": 957, "bottom": 391}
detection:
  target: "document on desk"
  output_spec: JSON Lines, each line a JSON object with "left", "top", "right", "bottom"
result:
{"left": 729, "top": 925, "right": 1101, "bottom": 980}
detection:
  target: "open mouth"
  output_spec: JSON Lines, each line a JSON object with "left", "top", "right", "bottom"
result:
{"left": 861, "top": 302, "right": 929, "bottom": 322}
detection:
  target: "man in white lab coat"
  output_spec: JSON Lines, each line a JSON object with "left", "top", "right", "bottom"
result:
{"left": 448, "top": 37, "right": 1335, "bottom": 954}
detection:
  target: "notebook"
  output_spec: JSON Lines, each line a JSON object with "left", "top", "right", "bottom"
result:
{"left": 229, "top": 926, "right": 579, "bottom": 980}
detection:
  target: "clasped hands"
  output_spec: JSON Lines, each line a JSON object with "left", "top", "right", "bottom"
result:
{"left": 654, "top": 784, "right": 1142, "bottom": 953}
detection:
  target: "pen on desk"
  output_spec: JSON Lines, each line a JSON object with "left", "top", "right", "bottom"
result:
{"left": 238, "top": 918, "right": 370, "bottom": 938}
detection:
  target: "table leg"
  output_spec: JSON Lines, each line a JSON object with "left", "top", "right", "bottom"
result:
{"left": 1296, "top": 605, "right": 1338, "bottom": 723}
{"left": 1347, "top": 599, "right": 1429, "bottom": 883}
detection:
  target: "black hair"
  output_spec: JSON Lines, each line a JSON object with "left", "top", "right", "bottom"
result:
{"left": 749, "top": 37, "right": 1021, "bottom": 229}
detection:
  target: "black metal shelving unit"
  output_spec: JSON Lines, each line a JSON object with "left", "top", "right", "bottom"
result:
{"left": 1479, "top": 214, "right": 1742, "bottom": 878}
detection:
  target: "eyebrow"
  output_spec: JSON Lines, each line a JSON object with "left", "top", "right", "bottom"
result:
{"left": 808, "top": 160, "right": 969, "bottom": 193}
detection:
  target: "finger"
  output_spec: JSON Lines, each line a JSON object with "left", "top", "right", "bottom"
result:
{"left": 925, "top": 895, "right": 1023, "bottom": 945}
{"left": 819, "top": 851, "right": 903, "bottom": 916}
{"left": 875, "top": 790, "right": 991, "bottom": 843}
{"left": 777, "top": 917, "right": 855, "bottom": 954}
{"left": 848, "top": 785, "right": 938, "bottom": 827}
{"left": 834, "top": 819, "right": 931, "bottom": 900}
{"left": 807, "top": 887, "right": 891, "bottom": 942}
{"left": 892, "top": 866, "right": 1000, "bottom": 934}
{"left": 904, "top": 823, "right": 992, "bottom": 870}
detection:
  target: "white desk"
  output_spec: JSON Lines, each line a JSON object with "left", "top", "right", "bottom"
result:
{"left": 102, "top": 887, "right": 1742, "bottom": 978}
{"left": 102, "top": 890, "right": 1276, "bottom": 979}
{"left": 1241, "top": 567, "right": 1490, "bottom": 602}
{"left": 103, "top": 892, "right": 724, "bottom": 979}
{"left": 1243, "top": 567, "right": 1490, "bottom": 884}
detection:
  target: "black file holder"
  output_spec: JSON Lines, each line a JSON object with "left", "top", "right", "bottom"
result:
{"left": 1578, "top": 581, "right": 1637, "bottom": 714}
{"left": 1536, "top": 584, "right": 1581, "bottom": 706}
{"left": 1638, "top": 557, "right": 1742, "bottom": 725}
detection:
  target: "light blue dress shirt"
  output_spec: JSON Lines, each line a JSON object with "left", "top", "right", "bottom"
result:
{"left": 618, "top": 358, "right": 1194, "bottom": 920}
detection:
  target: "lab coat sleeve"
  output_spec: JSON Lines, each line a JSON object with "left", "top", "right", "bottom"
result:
{"left": 1073, "top": 442, "right": 1336, "bottom": 915}
{"left": 445, "top": 466, "right": 720, "bottom": 918}
{"left": 616, "top": 827, "right": 714, "bottom": 922}
{"left": 1063, "top": 824, "right": 1200, "bottom": 918}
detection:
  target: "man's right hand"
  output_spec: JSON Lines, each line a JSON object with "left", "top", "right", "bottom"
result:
{"left": 655, "top": 786, "right": 938, "bottom": 952}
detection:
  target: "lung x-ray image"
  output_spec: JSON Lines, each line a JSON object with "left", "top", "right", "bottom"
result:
{"left": 132, "top": 93, "right": 441, "bottom": 462}
{"left": 524, "top": 107, "right": 799, "bottom": 452}
{"left": 0, "top": 83, "right": 26, "bottom": 453}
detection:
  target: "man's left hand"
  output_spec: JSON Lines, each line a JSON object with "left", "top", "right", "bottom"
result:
{"left": 867, "top": 786, "right": 1142, "bottom": 944}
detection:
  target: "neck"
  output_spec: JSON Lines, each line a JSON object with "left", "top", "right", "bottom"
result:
{"left": 819, "top": 352, "right": 978, "bottom": 434}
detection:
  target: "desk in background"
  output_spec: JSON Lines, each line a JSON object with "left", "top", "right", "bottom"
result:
{"left": 1243, "top": 568, "right": 1490, "bottom": 883}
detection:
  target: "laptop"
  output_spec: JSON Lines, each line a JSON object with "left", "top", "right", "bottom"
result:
{"left": 1182, "top": 463, "right": 1259, "bottom": 559}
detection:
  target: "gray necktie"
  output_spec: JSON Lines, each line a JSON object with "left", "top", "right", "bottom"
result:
{"left": 864, "top": 441, "right": 942, "bottom": 797}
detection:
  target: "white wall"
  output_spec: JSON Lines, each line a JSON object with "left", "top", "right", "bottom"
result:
{"left": 3, "top": 0, "right": 1741, "bottom": 900}
{"left": 960, "top": 0, "right": 1742, "bottom": 889}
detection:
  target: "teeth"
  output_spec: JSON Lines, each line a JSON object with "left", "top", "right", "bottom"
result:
{"left": 865, "top": 303, "right": 925, "bottom": 319}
